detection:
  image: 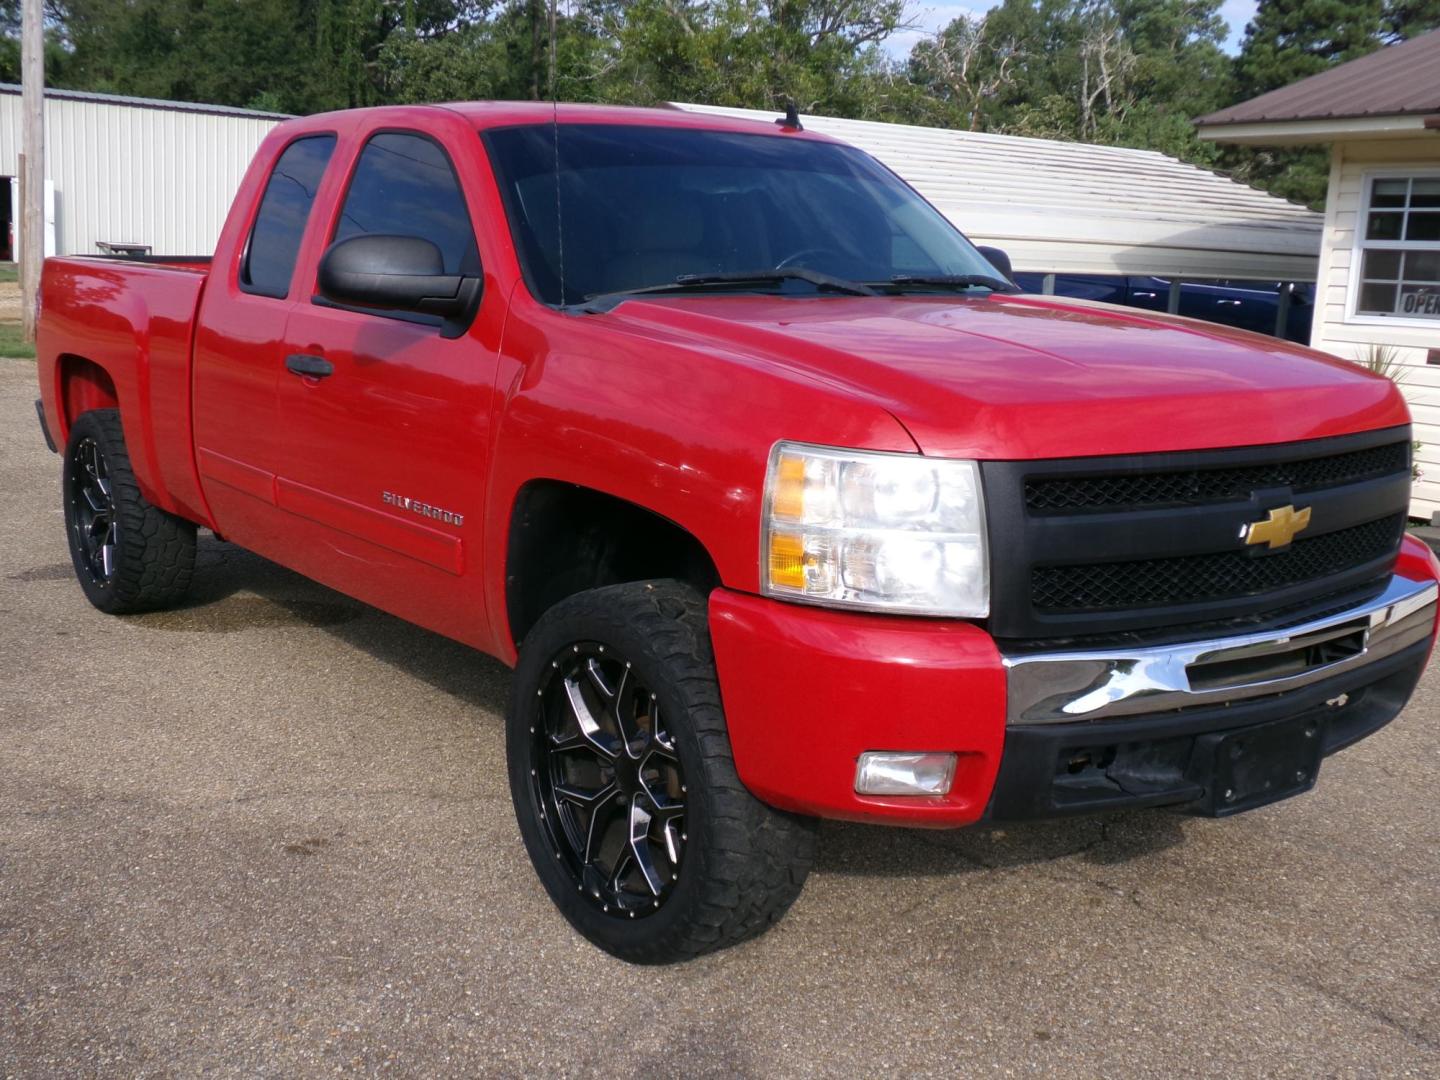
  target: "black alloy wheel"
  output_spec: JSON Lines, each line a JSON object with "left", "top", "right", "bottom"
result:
{"left": 532, "top": 643, "right": 687, "bottom": 917}
{"left": 507, "top": 580, "right": 816, "bottom": 964}
{"left": 61, "top": 409, "right": 196, "bottom": 614}
{"left": 68, "top": 436, "right": 118, "bottom": 586}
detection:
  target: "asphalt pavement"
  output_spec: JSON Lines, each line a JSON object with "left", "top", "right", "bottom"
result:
{"left": 2, "top": 359, "right": 1437, "bottom": 1078}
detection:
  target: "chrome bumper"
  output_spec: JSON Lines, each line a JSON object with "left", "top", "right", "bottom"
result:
{"left": 1003, "top": 574, "right": 1438, "bottom": 726}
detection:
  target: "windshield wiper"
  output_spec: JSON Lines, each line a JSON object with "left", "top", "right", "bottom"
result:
{"left": 576, "top": 267, "right": 876, "bottom": 313}
{"left": 876, "top": 274, "right": 1019, "bottom": 294}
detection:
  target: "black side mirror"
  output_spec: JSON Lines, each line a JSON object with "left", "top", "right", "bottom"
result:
{"left": 977, "top": 245, "right": 1014, "bottom": 281}
{"left": 317, "top": 234, "right": 481, "bottom": 336}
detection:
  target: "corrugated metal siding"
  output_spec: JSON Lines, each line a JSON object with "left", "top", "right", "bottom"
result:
{"left": 1311, "top": 138, "right": 1440, "bottom": 520}
{"left": 0, "top": 90, "right": 279, "bottom": 256}
{"left": 674, "top": 102, "right": 1323, "bottom": 280}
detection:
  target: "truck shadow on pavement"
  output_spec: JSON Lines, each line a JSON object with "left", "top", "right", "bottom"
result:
{"left": 816, "top": 810, "right": 1188, "bottom": 880}
{"left": 118, "top": 534, "right": 1190, "bottom": 880}
{"left": 132, "top": 533, "right": 512, "bottom": 707}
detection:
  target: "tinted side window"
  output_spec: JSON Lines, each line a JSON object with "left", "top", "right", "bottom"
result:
{"left": 242, "top": 135, "right": 336, "bottom": 299}
{"left": 333, "top": 132, "right": 479, "bottom": 276}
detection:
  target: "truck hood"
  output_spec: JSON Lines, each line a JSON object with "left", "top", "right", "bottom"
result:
{"left": 599, "top": 293, "right": 1408, "bottom": 459}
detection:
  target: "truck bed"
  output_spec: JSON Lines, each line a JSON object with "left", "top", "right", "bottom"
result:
{"left": 36, "top": 255, "right": 213, "bottom": 525}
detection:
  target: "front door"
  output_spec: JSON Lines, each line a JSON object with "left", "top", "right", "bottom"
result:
{"left": 273, "top": 129, "right": 502, "bottom": 647}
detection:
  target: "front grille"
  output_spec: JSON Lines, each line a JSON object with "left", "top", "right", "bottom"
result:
{"left": 980, "top": 427, "right": 1414, "bottom": 640}
{"left": 1025, "top": 441, "right": 1409, "bottom": 514}
{"left": 1032, "top": 514, "right": 1407, "bottom": 612}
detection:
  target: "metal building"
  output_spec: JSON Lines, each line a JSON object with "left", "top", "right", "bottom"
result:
{"left": 0, "top": 84, "right": 284, "bottom": 261}
{"left": 673, "top": 102, "right": 1324, "bottom": 286}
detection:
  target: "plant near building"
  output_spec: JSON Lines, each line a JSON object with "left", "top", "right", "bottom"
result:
{"left": 1355, "top": 344, "right": 1423, "bottom": 479}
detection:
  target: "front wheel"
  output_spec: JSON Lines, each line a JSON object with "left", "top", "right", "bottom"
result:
{"left": 507, "top": 580, "right": 816, "bottom": 963}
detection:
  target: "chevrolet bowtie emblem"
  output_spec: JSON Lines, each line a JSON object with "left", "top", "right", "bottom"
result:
{"left": 1242, "top": 504, "right": 1312, "bottom": 550}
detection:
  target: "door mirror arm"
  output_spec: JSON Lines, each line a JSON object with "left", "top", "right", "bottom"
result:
{"left": 976, "top": 245, "right": 1014, "bottom": 283}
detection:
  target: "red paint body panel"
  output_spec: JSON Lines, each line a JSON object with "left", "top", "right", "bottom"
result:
{"left": 710, "top": 589, "right": 1007, "bottom": 826}
{"left": 37, "top": 258, "right": 213, "bottom": 525}
{"left": 30, "top": 101, "right": 1435, "bottom": 826}
{"left": 591, "top": 293, "right": 1409, "bottom": 460}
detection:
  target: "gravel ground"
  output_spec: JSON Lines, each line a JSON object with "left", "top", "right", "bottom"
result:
{"left": 2, "top": 359, "right": 1438, "bottom": 1078}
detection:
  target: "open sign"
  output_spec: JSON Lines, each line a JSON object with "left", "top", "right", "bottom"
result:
{"left": 1400, "top": 288, "right": 1440, "bottom": 318}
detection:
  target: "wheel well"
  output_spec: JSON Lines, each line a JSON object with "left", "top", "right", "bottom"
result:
{"left": 58, "top": 355, "right": 119, "bottom": 432}
{"left": 506, "top": 481, "right": 722, "bottom": 647}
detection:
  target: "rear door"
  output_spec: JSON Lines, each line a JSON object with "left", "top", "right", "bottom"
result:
{"left": 192, "top": 132, "right": 339, "bottom": 545}
{"left": 272, "top": 123, "right": 504, "bottom": 646}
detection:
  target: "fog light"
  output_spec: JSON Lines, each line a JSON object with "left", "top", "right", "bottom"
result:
{"left": 855, "top": 752, "right": 957, "bottom": 796}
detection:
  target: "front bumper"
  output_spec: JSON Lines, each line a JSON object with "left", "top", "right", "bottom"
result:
{"left": 708, "top": 536, "right": 1440, "bottom": 827}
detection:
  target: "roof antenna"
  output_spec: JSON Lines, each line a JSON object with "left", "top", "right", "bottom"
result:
{"left": 775, "top": 100, "right": 803, "bottom": 132}
{"left": 549, "top": 0, "right": 566, "bottom": 306}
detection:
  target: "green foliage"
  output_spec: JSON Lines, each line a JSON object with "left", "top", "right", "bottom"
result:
{"left": 1221, "top": 0, "right": 1409, "bottom": 208}
{"left": 0, "top": 319, "right": 36, "bottom": 358}
{"left": 902, "top": 0, "right": 1231, "bottom": 169}
{"left": 1234, "top": 0, "right": 1385, "bottom": 98}
{"left": 1, "top": 0, "right": 1430, "bottom": 213}
{"left": 1383, "top": 0, "right": 1440, "bottom": 40}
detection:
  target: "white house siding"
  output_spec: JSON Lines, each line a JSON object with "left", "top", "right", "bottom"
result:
{"left": 1310, "top": 138, "right": 1440, "bottom": 519}
{"left": 0, "top": 87, "right": 283, "bottom": 257}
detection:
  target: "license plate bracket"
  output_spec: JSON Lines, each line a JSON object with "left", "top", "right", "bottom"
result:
{"left": 1191, "top": 713, "right": 1325, "bottom": 817}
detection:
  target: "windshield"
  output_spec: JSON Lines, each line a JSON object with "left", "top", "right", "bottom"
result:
{"left": 482, "top": 123, "right": 1002, "bottom": 306}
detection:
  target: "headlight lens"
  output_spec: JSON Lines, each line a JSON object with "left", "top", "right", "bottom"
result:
{"left": 762, "top": 442, "right": 989, "bottom": 617}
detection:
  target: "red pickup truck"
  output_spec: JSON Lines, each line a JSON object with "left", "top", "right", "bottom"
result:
{"left": 35, "top": 102, "right": 1440, "bottom": 963}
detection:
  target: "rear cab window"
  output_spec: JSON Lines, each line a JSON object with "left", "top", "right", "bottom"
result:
{"left": 241, "top": 135, "right": 337, "bottom": 299}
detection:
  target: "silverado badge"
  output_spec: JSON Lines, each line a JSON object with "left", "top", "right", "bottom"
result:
{"left": 1242, "top": 504, "right": 1311, "bottom": 550}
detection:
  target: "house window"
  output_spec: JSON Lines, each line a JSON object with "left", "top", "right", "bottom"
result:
{"left": 1356, "top": 176, "right": 1440, "bottom": 321}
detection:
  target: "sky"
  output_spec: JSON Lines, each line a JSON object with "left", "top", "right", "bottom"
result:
{"left": 883, "top": 0, "right": 1260, "bottom": 59}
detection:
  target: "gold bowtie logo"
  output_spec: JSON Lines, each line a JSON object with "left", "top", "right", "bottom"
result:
{"left": 1242, "top": 504, "right": 1312, "bottom": 550}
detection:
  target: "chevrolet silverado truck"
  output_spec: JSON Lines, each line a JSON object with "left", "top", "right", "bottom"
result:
{"left": 35, "top": 103, "right": 1440, "bottom": 964}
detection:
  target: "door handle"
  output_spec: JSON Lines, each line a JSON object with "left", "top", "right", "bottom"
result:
{"left": 285, "top": 353, "right": 334, "bottom": 378}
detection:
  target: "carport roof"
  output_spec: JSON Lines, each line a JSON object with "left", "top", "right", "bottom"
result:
{"left": 671, "top": 102, "right": 1322, "bottom": 282}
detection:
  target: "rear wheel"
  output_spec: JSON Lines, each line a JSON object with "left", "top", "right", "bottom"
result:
{"left": 62, "top": 409, "right": 196, "bottom": 614}
{"left": 507, "top": 580, "right": 816, "bottom": 963}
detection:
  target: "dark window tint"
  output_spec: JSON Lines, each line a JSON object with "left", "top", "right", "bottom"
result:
{"left": 333, "top": 132, "right": 479, "bottom": 275}
{"left": 483, "top": 124, "right": 1000, "bottom": 306}
{"left": 242, "top": 135, "right": 336, "bottom": 299}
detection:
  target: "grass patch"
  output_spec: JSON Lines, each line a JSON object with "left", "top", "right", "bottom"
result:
{"left": 0, "top": 320, "right": 36, "bottom": 359}
{"left": 0, "top": 263, "right": 17, "bottom": 284}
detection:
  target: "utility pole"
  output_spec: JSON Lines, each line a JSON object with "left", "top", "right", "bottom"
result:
{"left": 20, "top": 0, "right": 45, "bottom": 343}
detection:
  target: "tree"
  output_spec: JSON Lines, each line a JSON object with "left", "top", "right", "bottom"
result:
{"left": 904, "top": 1, "right": 1229, "bottom": 166}
{"left": 1234, "top": 0, "right": 1385, "bottom": 98}
{"left": 1225, "top": 0, "right": 1388, "bottom": 208}
{"left": 907, "top": 15, "right": 1016, "bottom": 131}
{"left": 1383, "top": 0, "right": 1440, "bottom": 40}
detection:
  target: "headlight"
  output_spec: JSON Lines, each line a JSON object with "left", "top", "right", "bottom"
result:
{"left": 761, "top": 442, "right": 989, "bottom": 617}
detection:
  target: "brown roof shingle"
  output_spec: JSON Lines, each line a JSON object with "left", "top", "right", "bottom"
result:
{"left": 1197, "top": 28, "right": 1440, "bottom": 127}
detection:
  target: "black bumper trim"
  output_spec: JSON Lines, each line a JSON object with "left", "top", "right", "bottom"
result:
{"left": 35, "top": 399, "right": 56, "bottom": 453}
{"left": 984, "top": 638, "right": 1429, "bottom": 822}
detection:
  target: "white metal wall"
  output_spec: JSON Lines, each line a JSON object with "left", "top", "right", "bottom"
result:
{"left": 1311, "top": 138, "right": 1440, "bottom": 521}
{"left": 0, "top": 89, "right": 281, "bottom": 257}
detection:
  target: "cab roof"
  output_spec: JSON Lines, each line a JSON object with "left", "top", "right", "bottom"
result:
{"left": 290, "top": 99, "right": 840, "bottom": 142}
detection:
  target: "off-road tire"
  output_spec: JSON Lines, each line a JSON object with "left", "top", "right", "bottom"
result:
{"left": 508, "top": 579, "right": 816, "bottom": 963}
{"left": 62, "top": 409, "right": 197, "bottom": 614}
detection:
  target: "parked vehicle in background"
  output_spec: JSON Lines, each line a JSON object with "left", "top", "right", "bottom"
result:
{"left": 1012, "top": 273, "right": 1315, "bottom": 344}
{"left": 33, "top": 102, "right": 1438, "bottom": 964}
